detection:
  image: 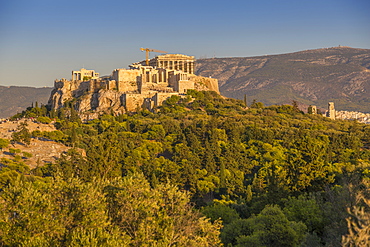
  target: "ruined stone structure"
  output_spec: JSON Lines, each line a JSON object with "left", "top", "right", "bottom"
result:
{"left": 326, "top": 102, "right": 336, "bottom": 119}
{"left": 141, "top": 54, "right": 195, "bottom": 74}
{"left": 307, "top": 105, "right": 317, "bottom": 114}
{"left": 72, "top": 68, "right": 100, "bottom": 81}
{"left": 48, "top": 54, "right": 219, "bottom": 119}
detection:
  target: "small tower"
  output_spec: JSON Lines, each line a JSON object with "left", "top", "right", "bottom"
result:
{"left": 308, "top": 105, "right": 317, "bottom": 114}
{"left": 327, "top": 102, "right": 336, "bottom": 119}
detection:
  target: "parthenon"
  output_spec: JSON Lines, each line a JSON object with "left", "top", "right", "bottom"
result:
{"left": 139, "top": 54, "right": 195, "bottom": 74}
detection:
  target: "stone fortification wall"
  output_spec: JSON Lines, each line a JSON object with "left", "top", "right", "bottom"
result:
{"left": 154, "top": 92, "right": 180, "bottom": 107}
{"left": 112, "top": 69, "right": 140, "bottom": 92}
{"left": 118, "top": 81, "right": 138, "bottom": 93}
{"left": 177, "top": 80, "right": 195, "bottom": 93}
{"left": 123, "top": 90, "right": 177, "bottom": 112}
{"left": 190, "top": 75, "right": 219, "bottom": 93}
{"left": 54, "top": 79, "right": 82, "bottom": 92}
{"left": 112, "top": 69, "right": 140, "bottom": 82}
{"left": 168, "top": 71, "right": 178, "bottom": 88}
{"left": 146, "top": 82, "right": 173, "bottom": 92}
{"left": 54, "top": 79, "right": 67, "bottom": 89}
{"left": 123, "top": 93, "right": 150, "bottom": 112}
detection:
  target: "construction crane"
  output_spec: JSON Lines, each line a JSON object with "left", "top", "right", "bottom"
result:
{"left": 140, "top": 48, "right": 167, "bottom": 66}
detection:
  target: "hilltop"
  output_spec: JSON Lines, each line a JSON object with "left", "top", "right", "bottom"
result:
{"left": 196, "top": 46, "right": 370, "bottom": 112}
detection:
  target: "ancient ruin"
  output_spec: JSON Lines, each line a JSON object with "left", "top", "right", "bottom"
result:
{"left": 138, "top": 54, "right": 195, "bottom": 74}
{"left": 307, "top": 105, "right": 317, "bottom": 114}
{"left": 48, "top": 54, "right": 219, "bottom": 119}
{"left": 327, "top": 102, "right": 336, "bottom": 119}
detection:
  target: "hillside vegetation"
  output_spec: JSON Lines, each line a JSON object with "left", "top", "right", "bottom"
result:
{"left": 1, "top": 90, "right": 370, "bottom": 246}
{"left": 196, "top": 47, "right": 370, "bottom": 112}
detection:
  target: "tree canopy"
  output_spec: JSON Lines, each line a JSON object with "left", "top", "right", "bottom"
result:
{"left": 2, "top": 90, "right": 370, "bottom": 246}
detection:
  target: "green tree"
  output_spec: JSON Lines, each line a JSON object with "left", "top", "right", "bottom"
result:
{"left": 342, "top": 180, "right": 370, "bottom": 246}
{"left": 0, "top": 138, "right": 10, "bottom": 150}
{"left": 0, "top": 177, "right": 130, "bottom": 246}
{"left": 222, "top": 205, "right": 307, "bottom": 247}
{"left": 0, "top": 174, "right": 222, "bottom": 246}
{"left": 37, "top": 116, "right": 52, "bottom": 124}
{"left": 0, "top": 178, "right": 65, "bottom": 246}
{"left": 105, "top": 173, "right": 222, "bottom": 246}
{"left": 283, "top": 195, "right": 325, "bottom": 234}
{"left": 11, "top": 121, "right": 31, "bottom": 145}
{"left": 246, "top": 184, "right": 253, "bottom": 202}
{"left": 202, "top": 203, "right": 240, "bottom": 225}
{"left": 250, "top": 99, "right": 264, "bottom": 109}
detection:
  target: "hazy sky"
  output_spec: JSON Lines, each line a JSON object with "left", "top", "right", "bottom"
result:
{"left": 0, "top": 0, "right": 369, "bottom": 87}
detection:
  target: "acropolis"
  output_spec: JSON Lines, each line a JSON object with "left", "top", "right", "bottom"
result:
{"left": 48, "top": 53, "right": 219, "bottom": 119}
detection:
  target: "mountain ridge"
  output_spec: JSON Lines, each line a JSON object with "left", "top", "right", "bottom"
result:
{"left": 0, "top": 86, "right": 52, "bottom": 118}
{"left": 196, "top": 46, "right": 370, "bottom": 112}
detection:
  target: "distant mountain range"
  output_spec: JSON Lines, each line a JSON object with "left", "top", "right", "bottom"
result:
{"left": 0, "top": 86, "right": 52, "bottom": 118}
{"left": 196, "top": 47, "right": 370, "bottom": 112}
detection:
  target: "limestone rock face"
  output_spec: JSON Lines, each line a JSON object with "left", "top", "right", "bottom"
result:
{"left": 95, "top": 89, "right": 125, "bottom": 114}
{"left": 72, "top": 90, "right": 125, "bottom": 115}
{"left": 75, "top": 93, "right": 93, "bottom": 112}
{"left": 48, "top": 80, "right": 85, "bottom": 109}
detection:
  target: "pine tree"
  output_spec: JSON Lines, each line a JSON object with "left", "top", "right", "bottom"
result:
{"left": 11, "top": 121, "right": 31, "bottom": 145}
{"left": 219, "top": 160, "right": 227, "bottom": 195}
{"left": 246, "top": 185, "right": 253, "bottom": 202}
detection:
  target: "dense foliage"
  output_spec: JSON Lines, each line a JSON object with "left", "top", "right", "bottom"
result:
{"left": 0, "top": 175, "right": 221, "bottom": 246}
{"left": 1, "top": 90, "right": 370, "bottom": 246}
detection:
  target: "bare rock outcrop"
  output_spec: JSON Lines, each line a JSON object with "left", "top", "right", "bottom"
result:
{"left": 94, "top": 89, "right": 125, "bottom": 114}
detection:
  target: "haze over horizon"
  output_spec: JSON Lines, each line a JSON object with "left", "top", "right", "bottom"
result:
{"left": 1, "top": 0, "right": 369, "bottom": 88}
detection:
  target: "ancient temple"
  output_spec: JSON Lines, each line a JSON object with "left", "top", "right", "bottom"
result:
{"left": 71, "top": 68, "right": 100, "bottom": 81}
{"left": 138, "top": 54, "right": 195, "bottom": 74}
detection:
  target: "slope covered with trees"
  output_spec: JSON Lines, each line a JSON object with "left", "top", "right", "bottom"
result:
{"left": 1, "top": 90, "right": 370, "bottom": 246}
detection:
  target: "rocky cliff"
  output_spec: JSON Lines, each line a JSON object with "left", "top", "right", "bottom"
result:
{"left": 196, "top": 47, "right": 370, "bottom": 112}
{"left": 49, "top": 79, "right": 126, "bottom": 119}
